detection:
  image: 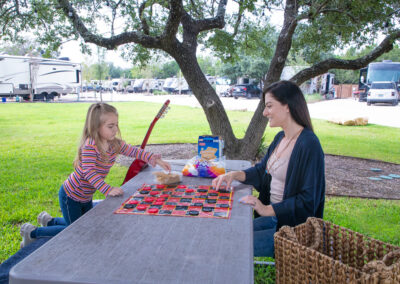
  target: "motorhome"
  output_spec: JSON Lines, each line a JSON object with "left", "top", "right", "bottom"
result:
{"left": 171, "top": 77, "right": 190, "bottom": 94}
{"left": 358, "top": 60, "right": 400, "bottom": 101}
{"left": 163, "top": 77, "right": 178, "bottom": 93}
{"left": 0, "top": 54, "right": 81, "bottom": 101}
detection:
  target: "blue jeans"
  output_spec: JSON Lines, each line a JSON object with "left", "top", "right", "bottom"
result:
{"left": 33, "top": 186, "right": 93, "bottom": 238}
{"left": 253, "top": 216, "right": 277, "bottom": 257}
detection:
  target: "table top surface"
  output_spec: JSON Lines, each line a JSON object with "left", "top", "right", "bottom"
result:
{"left": 10, "top": 159, "right": 254, "bottom": 284}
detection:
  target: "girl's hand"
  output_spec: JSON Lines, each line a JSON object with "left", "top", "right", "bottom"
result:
{"left": 155, "top": 159, "right": 171, "bottom": 173}
{"left": 239, "top": 195, "right": 275, "bottom": 217}
{"left": 108, "top": 187, "right": 123, "bottom": 197}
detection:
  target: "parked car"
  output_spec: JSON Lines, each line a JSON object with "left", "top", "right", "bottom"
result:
{"left": 367, "top": 81, "right": 399, "bottom": 106}
{"left": 126, "top": 85, "right": 134, "bottom": 93}
{"left": 232, "top": 84, "right": 262, "bottom": 99}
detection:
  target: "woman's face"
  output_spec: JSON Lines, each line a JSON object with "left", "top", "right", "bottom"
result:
{"left": 263, "top": 92, "right": 290, "bottom": 128}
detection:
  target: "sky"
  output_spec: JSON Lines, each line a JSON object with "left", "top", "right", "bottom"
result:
{"left": 59, "top": 41, "right": 132, "bottom": 68}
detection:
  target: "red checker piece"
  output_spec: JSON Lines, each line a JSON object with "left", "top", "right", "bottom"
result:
{"left": 160, "top": 194, "right": 169, "bottom": 198}
{"left": 150, "top": 191, "right": 159, "bottom": 196}
{"left": 148, "top": 208, "right": 159, "bottom": 214}
{"left": 156, "top": 198, "right": 165, "bottom": 202}
{"left": 185, "top": 188, "right": 194, "bottom": 193}
{"left": 128, "top": 200, "right": 139, "bottom": 205}
{"left": 144, "top": 197, "right": 155, "bottom": 202}
{"left": 142, "top": 186, "right": 152, "bottom": 190}
{"left": 137, "top": 205, "right": 147, "bottom": 211}
{"left": 156, "top": 184, "right": 165, "bottom": 189}
{"left": 177, "top": 185, "right": 187, "bottom": 189}
{"left": 154, "top": 201, "right": 164, "bottom": 206}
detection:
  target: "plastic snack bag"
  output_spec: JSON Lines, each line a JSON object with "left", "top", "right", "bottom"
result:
{"left": 153, "top": 171, "right": 182, "bottom": 185}
{"left": 182, "top": 156, "right": 226, "bottom": 178}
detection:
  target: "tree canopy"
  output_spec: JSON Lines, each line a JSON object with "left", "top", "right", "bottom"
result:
{"left": 1, "top": 0, "right": 400, "bottom": 159}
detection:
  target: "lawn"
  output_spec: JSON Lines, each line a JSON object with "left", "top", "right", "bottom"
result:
{"left": 1, "top": 101, "right": 399, "bottom": 283}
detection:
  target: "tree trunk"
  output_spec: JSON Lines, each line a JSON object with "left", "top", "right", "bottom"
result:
{"left": 169, "top": 45, "right": 264, "bottom": 160}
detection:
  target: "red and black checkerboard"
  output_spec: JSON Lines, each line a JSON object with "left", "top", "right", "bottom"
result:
{"left": 114, "top": 184, "right": 234, "bottom": 219}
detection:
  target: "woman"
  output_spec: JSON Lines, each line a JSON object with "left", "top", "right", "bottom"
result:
{"left": 212, "top": 80, "right": 325, "bottom": 257}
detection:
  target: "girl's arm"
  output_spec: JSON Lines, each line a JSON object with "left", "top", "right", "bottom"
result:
{"left": 120, "top": 140, "right": 171, "bottom": 171}
{"left": 119, "top": 141, "right": 157, "bottom": 166}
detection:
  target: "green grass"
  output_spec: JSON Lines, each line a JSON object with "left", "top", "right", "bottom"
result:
{"left": 304, "top": 93, "right": 324, "bottom": 103}
{"left": 1, "top": 101, "right": 400, "bottom": 283}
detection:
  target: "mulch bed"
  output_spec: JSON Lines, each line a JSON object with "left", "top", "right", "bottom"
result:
{"left": 117, "top": 144, "right": 400, "bottom": 200}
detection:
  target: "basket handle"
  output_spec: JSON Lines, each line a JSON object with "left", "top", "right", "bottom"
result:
{"left": 382, "top": 249, "right": 400, "bottom": 266}
{"left": 278, "top": 218, "right": 322, "bottom": 250}
{"left": 279, "top": 226, "right": 298, "bottom": 243}
{"left": 306, "top": 217, "right": 322, "bottom": 250}
{"left": 362, "top": 249, "right": 400, "bottom": 274}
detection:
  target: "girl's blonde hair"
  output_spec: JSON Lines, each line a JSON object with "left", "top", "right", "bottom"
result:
{"left": 73, "top": 103, "right": 122, "bottom": 167}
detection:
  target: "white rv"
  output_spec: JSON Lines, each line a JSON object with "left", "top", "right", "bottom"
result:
{"left": 0, "top": 55, "right": 81, "bottom": 101}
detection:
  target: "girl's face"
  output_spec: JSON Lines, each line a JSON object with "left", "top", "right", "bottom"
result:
{"left": 263, "top": 92, "right": 290, "bottom": 128}
{"left": 99, "top": 112, "right": 119, "bottom": 142}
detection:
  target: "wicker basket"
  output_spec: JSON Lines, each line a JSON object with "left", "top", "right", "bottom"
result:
{"left": 274, "top": 217, "right": 400, "bottom": 284}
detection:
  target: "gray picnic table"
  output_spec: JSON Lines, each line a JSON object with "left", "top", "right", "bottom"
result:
{"left": 9, "top": 159, "right": 254, "bottom": 284}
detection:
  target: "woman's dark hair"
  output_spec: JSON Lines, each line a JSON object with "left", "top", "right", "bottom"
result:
{"left": 263, "top": 80, "right": 313, "bottom": 131}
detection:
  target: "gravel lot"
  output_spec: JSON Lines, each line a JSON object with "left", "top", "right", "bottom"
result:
{"left": 56, "top": 92, "right": 400, "bottom": 128}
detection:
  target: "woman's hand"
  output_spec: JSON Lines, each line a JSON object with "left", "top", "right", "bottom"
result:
{"left": 239, "top": 195, "right": 275, "bottom": 217}
{"left": 155, "top": 158, "right": 171, "bottom": 173}
{"left": 212, "top": 171, "right": 245, "bottom": 190}
{"left": 108, "top": 187, "right": 124, "bottom": 197}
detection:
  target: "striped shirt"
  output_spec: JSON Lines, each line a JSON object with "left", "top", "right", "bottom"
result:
{"left": 63, "top": 138, "right": 159, "bottom": 202}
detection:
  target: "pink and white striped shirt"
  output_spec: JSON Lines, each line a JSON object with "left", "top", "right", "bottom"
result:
{"left": 63, "top": 138, "right": 159, "bottom": 202}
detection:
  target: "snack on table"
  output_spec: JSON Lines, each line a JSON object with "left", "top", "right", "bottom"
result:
{"left": 182, "top": 156, "right": 226, "bottom": 178}
{"left": 153, "top": 171, "right": 181, "bottom": 185}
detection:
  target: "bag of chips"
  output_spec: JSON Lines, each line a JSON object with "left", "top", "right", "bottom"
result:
{"left": 182, "top": 156, "right": 226, "bottom": 178}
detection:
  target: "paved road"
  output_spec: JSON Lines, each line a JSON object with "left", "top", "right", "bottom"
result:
{"left": 58, "top": 92, "right": 400, "bottom": 128}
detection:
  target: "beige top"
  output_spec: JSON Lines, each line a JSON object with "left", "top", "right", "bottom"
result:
{"left": 268, "top": 138, "right": 297, "bottom": 204}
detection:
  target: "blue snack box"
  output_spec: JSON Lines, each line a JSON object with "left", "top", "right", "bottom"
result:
{"left": 198, "top": 135, "right": 224, "bottom": 159}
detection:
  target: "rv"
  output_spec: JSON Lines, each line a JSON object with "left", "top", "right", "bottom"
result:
{"left": 0, "top": 55, "right": 81, "bottom": 101}
{"left": 358, "top": 60, "right": 400, "bottom": 102}
{"left": 171, "top": 77, "right": 190, "bottom": 94}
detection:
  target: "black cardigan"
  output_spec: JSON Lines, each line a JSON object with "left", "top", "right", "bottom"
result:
{"left": 243, "top": 128, "right": 325, "bottom": 230}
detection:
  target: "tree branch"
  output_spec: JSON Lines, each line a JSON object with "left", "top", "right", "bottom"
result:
{"left": 161, "top": 0, "right": 184, "bottom": 41}
{"left": 139, "top": 1, "right": 150, "bottom": 35}
{"left": 290, "top": 30, "right": 400, "bottom": 85}
{"left": 264, "top": 0, "right": 299, "bottom": 86}
{"left": 319, "top": 8, "right": 358, "bottom": 23}
{"left": 195, "top": 0, "right": 227, "bottom": 33}
{"left": 56, "top": 0, "right": 162, "bottom": 50}
{"left": 232, "top": 0, "right": 244, "bottom": 37}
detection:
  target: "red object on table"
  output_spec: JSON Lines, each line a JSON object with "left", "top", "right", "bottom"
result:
{"left": 137, "top": 205, "right": 147, "bottom": 211}
{"left": 122, "top": 100, "right": 170, "bottom": 185}
{"left": 144, "top": 197, "right": 155, "bottom": 203}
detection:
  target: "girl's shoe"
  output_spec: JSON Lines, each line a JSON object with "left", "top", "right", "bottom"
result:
{"left": 37, "top": 211, "right": 52, "bottom": 227}
{"left": 20, "top": 223, "right": 36, "bottom": 248}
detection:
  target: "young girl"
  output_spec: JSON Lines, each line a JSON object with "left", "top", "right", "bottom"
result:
{"left": 20, "top": 102, "right": 171, "bottom": 247}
